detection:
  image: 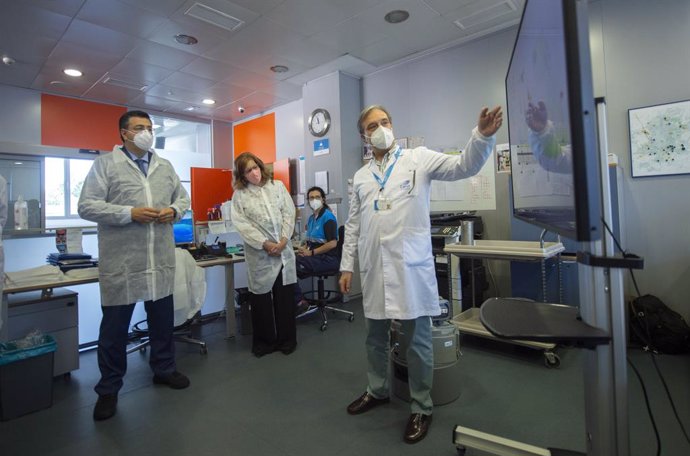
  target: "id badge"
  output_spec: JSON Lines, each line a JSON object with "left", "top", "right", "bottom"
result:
{"left": 374, "top": 197, "right": 392, "bottom": 211}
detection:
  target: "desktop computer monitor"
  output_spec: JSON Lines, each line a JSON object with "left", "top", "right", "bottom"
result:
{"left": 173, "top": 210, "right": 194, "bottom": 245}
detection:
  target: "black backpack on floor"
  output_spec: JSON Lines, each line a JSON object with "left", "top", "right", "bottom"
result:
{"left": 629, "top": 294, "right": 690, "bottom": 354}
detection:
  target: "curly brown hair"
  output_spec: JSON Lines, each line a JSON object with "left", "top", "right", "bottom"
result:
{"left": 233, "top": 152, "right": 272, "bottom": 190}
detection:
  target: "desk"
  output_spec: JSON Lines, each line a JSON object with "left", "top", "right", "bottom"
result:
{"left": 1, "top": 255, "right": 244, "bottom": 342}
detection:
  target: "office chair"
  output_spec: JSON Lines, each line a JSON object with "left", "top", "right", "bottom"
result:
{"left": 299, "top": 226, "right": 355, "bottom": 331}
{"left": 127, "top": 314, "right": 208, "bottom": 355}
{"left": 127, "top": 249, "right": 208, "bottom": 355}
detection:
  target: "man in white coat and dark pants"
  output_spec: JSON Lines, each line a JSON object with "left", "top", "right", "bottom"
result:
{"left": 339, "top": 104, "right": 502, "bottom": 443}
{"left": 79, "top": 110, "right": 191, "bottom": 421}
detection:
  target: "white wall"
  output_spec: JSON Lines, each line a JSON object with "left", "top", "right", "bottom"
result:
{"left": 597, "top": 0, "right": 690, "bottom": 319}
{"left": 362, "top": 28, "right": 517, "bottom": 297}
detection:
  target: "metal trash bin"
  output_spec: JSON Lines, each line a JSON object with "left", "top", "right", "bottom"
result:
{"left": 391, "top": 320, "right": 461, "bottom": 406}
{"left": 0, "top": 334, "right": 56, "bottom": 420}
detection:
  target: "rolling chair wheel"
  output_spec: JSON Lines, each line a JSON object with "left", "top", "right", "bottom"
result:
{"left": 348, "top": 315, "right": 355, "bottom": 322}
{"left": 200, "top": 345, "right": 208, "bottom": 355}
{"left": 320, "top": 323, "right": 328, "bottom": 332}
{"left": 139, "top": 346, "right": 147, "bottom": 354}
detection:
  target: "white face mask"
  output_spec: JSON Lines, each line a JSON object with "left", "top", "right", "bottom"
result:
{"left": 129, "top": 130, "right": 154, "bottom": 151}
{"left": 246, "top": 168, "right": 262, "bottom": 185}
{"left": 368, "top": 125, "right": 395, "bottom": 150}
{"left": 309, "top": 199, "right": 323, "bottom": 212}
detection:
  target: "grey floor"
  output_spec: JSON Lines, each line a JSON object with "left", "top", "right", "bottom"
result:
{"left": 1, "top": 300, "right": 688, "bottom": 456}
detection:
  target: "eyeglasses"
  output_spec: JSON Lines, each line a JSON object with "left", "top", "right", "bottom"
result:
{"left": 129, "top": 125, "right": 153, "bottom": 133}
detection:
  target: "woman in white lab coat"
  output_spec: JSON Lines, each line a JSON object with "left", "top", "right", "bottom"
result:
{"left": 231, "top": 152, "right": 298, "bottom": 356}
{"left": 339, "top": 105, "right": 502, "bottom": 443}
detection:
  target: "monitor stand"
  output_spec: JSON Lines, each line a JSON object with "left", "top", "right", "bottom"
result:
{"left": 453, "top": 100, "right": 632, "bottom": 456}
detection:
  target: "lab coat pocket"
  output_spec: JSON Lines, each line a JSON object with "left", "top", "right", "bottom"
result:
{"left": 402, "top": 229, "right": 432, "bottom": 267}
{"left": 390, "top": 170, "right": 418, "bottom": 199}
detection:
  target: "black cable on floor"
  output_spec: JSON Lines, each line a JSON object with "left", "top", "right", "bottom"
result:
{"left": 603, "top": 219, "right": 690, "bottom": 449}
{"left": 650, "top": 353, "right": 690, "bottom": 445}
{"left": 628, "top": 356, "right": 661, "bottom": 456}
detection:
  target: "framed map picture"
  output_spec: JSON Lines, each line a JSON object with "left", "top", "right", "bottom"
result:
{"left": 628, "top": 99, "right": 690, "bottom": 177}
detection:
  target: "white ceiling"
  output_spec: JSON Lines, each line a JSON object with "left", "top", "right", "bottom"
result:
{"left": 0, "top": 0, "right": 524, "bottom": 122}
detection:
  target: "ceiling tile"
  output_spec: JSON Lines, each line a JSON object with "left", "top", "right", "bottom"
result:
{"left": 31, "top": 67, "right": 101, "bottom": 98}
{"left": 109, "top": 59, "right": 174, "bottom": 84}
{"left": 82, "top": 82, "right": 144, "bottom": 105}
{"left": 205, "top": 81, "right": 255, "bottom": 104}
{"left": 0, "top": 33, "right": 58, "bottom": 65}
{"left": 216, "top": 66, "right": 276, "bottom": 91}
{"left": 357, "top": 0, "right": 440, "bottom": 39}
{"left": 264, "top": 0, "right": 353, "bottom": 36}
{"left": 147, "top": 19, "right": 228, "bottom": 56}
{"left": 146, "top": 83, "right": 208, "bottom": 105}
{"left": 0, "top": 62, "right": 42, "bottom": 88}
{"left": 126, "top": 41, "right": 197, "bottom": 71}
{"left": 129, "top": 93, "right": 180, "bottom": 112}
{"left": 422, "top": 0, "right": 474, "bottom": 15}
{"left": 166, "top": 101, "right": 216, "bottom": 118}
{"left": 116, "top": 0, "right": 188, "bottom": 17}
{"left": 61, "top": 19, "right": 141, "bottom": 57}
{"left": 160, "top": 71, "right": 216, "bottom": 92}
{"left": 44, "top": 41, "right": 124, "bottom": 75}
{"left": 224, "top": 0, "right": 284, "bottom": 15}
{"left": 179, "top": 57, "right": 241, "bottom": 81}
{"left": 260, "top": 81, "right": 303, "bottom": 101}
{"left": 203, "top": 17, "right": 302, "bottom": 65}
{"left": 168, "top": 0, "right": 260, "bottom": 39}
{"left": 350, "top": 37, "right": 418, "bottom": 67}
{"left": 309, "top": 16, "right": 388, "bottom": 51}
{"left": 20, "top": 0, "right": 87, "bottom": 16}
{"left": 0, "top": 2, "right": 72, "bottom": 41}
{"left": 240, "top": 55, "right": 310, "bottom": 82}
{"left": 77, "top": 0, "right": 169, "bottom": 40}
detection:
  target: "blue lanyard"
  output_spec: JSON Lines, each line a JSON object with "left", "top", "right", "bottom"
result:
{"left": 371, "top": 146, "right": 401, "bottom": 191}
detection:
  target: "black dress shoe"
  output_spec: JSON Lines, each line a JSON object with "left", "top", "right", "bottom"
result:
{"left": 153, "top": 371, "right": 190, "bottom": 389}
{"left": 403, "top": 413, "right": 432, "bottom": 444}
{"left": 93, "top": 394, "right": 118, "bottom": 421}
{"left": 346, "top": 392, "right": 390, "bottom": 415}
{"left": 252, "top": 346, "right": 276, "bottom": 357}
{"left": 280, "top": 345, "right": 297, "bottom": 355}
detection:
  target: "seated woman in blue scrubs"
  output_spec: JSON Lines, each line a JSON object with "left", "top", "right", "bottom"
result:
{"left": 295, "top": 186, "right": 339, "bottom": 313}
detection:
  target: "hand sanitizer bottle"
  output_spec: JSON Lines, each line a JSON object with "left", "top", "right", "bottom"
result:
{"left": 14, "top": 194, "right": 28, "bottom": 230}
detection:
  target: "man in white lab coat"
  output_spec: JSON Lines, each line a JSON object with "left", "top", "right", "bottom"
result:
{"left": 78, "top": 110, "right": 191, "bottom": 421}
{"left": 339, "top": 104, "right": 502, "bottom": 443}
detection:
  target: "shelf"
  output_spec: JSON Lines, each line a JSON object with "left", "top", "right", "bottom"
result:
{"left": 452, "top": 308, "right": 556, "bottom": 350}
{"left": 444, "top": 240, "right": 565, "bottom": 261}
{"left": 480, "top": 298, "right": 610, "bottom": 348}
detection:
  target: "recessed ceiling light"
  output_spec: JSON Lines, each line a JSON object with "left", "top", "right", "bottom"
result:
{"left": 202, "top": 98, "right": 216, "bottom": 105}
{"left": 384, "top": 10, "right": 410, "bottom": 24}
{"left": 14, "top": 162, "right": 23, "bottom": 165}
{"left": 2, "top": 56, "right": 16, "bottom": 66}
{"left": 63, "top": 68, "right": 83, "bottom": 77}
{"left": 174, "top": 34, "right": 198, "bottom": 45}
{"left": 270, "top": 65, "right": 289, "bottom": 73}
{"left": 184, "top": 106, "right": 197, "bottom": 111}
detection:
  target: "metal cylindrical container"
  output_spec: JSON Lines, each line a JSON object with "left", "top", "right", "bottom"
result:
{"left": 461, "top": 220, "right": 474, "bottom": 245}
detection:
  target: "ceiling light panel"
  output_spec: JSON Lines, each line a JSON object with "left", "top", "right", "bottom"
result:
{"left": 453, "top": 0, "right": 517, "bottom": 30}
{"left": 185, "top": 3, "right": 245, "bottom": 32}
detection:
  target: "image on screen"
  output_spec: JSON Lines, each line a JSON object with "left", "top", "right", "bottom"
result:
{"left": 506, "top": 0, "right": 600, "bottom": 241}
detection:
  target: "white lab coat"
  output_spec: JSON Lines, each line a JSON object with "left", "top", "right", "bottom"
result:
{"left": 173, "top": 248, "right": 206, "bottom": 326}
{"left": 78, "top": 146, "right": 190, "bottom": 307}
{"left": 341, "top": 127, "right": 495, "bottom": 320}
{"left": 231, "top": 180, "right": 296, "bottom": 294}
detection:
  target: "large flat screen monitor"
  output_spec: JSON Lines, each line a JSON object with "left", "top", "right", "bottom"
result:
{"left": 506, "top": 0, "right": 601, "bottom": 241}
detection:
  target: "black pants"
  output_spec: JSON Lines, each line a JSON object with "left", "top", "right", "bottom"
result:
{"left": 94, "top": 295, "right": 175, "bottom": 396}
{"left": 250, "top": 269, "right": 296, "bottom": 354}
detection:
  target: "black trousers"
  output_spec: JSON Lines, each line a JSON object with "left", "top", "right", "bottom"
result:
{"left": 94, "top": 295, "right": 175, "bottom": 396}
{"left": 250, "top": 269, "right": 296, "bottom": 353}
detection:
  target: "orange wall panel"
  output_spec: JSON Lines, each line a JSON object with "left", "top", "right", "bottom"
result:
{"left": 272, "top": 158, "right": 290, "bottom": 193}
{"left": 191, "top": 167, "right": 233, "bottom": 222}
{"left": 41, "top": 94, "right": 126, "bottom": 151}
{"left": 233, "top": 113, "right": 276, "bottom": 164}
